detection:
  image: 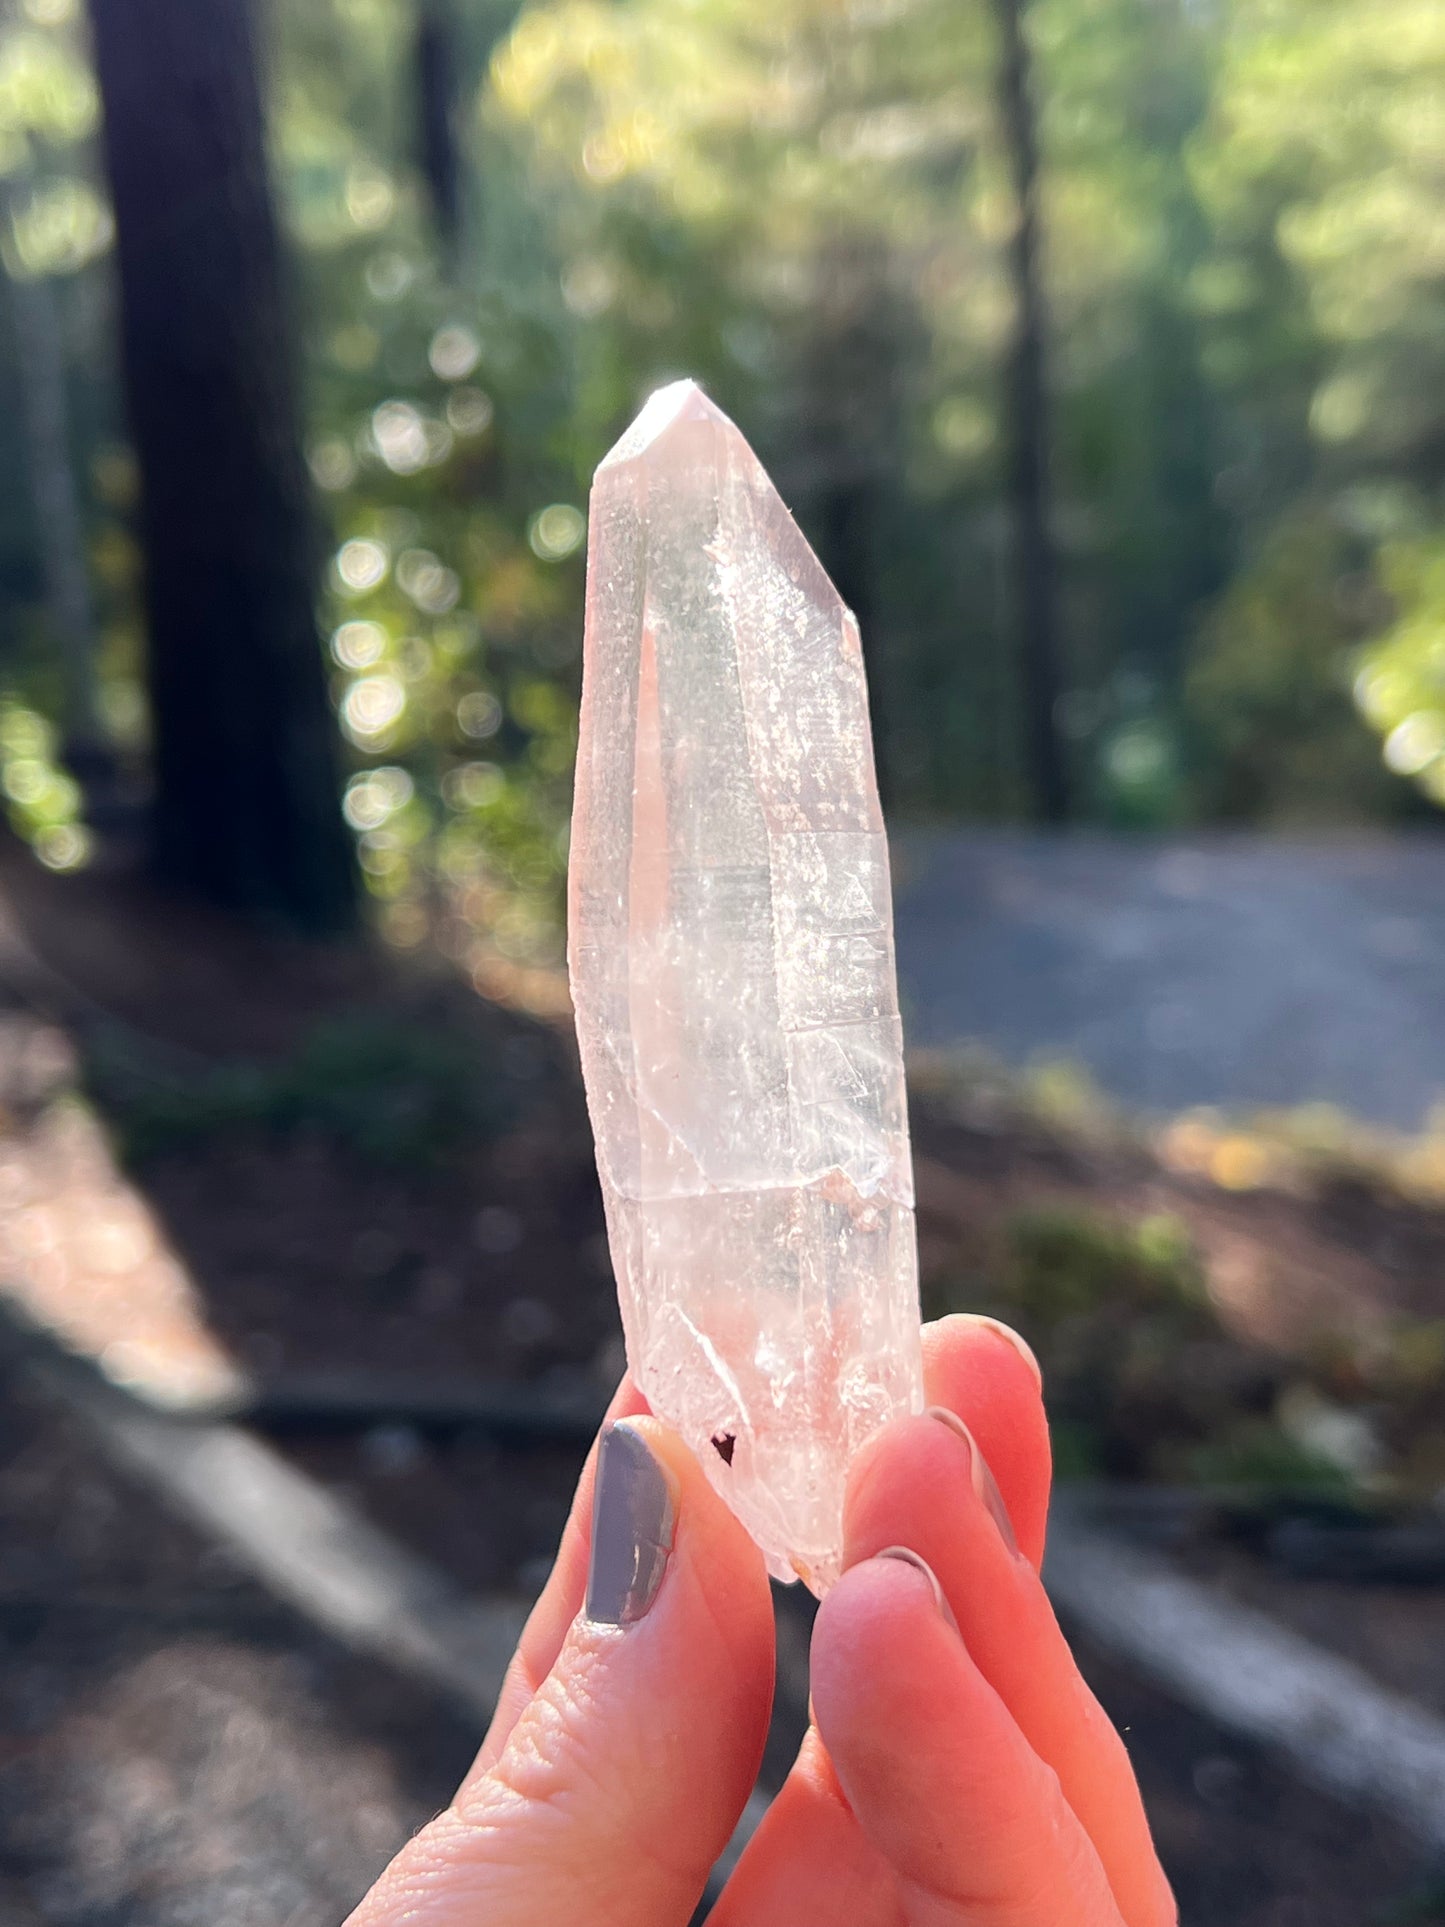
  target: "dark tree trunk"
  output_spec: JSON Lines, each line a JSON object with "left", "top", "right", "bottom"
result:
{"left": 1, "top": 209, "right": 100, "bottom": 752}
{"left": 992, "top": 0, "right": 1068, "bottom": 822}
{"left": 3, "top": 246, "right": 131, "bottom": 831}
{"left": 416, "top": 0, "right": 462, "bottom": 258}
{"left": 798, "top": 238, "right": 914, "bottom": 811}
{"left": 88, "top": 0, "right": 356, "bottom": 933}
{"left": 818, "top": 475, "right": 889, "bottom": 801}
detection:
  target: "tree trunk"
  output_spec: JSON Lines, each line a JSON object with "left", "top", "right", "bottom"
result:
{"left": 798, "top": 238, "right": 912, "bottom": 809}
{"left": 2, "top": 248, "right": 100, "bottom": 752}
{"left": 88, "top": 0, "right": 356, "bottom": 933}
{"left": 819, "top": 472, "right": 888, "bottom": 783}
{"left": 416, "top": 0, "right": 462, "bottom": 259}
{"left": 992, "top": 0, "right": 1068, "bottom": 822}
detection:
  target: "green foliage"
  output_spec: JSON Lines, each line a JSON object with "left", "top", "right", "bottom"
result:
{"left": 1179, "top": 1416, "right": 1352, "bottom": 1494}
{"left": 483, "top": 0, "right": 1240, "bottom": 814}
{"left": 0, "top": 2, "right": 97, "bottom": 185}
{"left": 1354, "top": 535, "right": 1445, "bottom": 806}
{"left": 1185, "top": 508, "right": 1406, "bottom": 821}
{"left": 973, "top": 1206, "right": 1244, "bottom": 1483}
{"left": 87, "top": 1013, "right": 515, "bottom": 1167}
{"left": 1, "top": 0, "right": 1443, "bottom": 944}
{"left": 1193, "top": 0, "right": 1445, "bottom": 485}
{"left": 263, "top": 0, "right": 588, "bottom": 965}
{"left": 0, "top": 695, "right": 88, "bottom": 866}
{"left": 928, "top": 1190, "right": 1445, "bottom": 1494}
{"left": 251, "top": 0, "right": 1445, "bottom": 843}
{"left": 1187, "top": 0, "right": 1445, "bottom": 811}
{"left": 930, "top": 1201, "right": 1356, "bottom": 1489}
{"left": 1007, "top": 1205, "right": 1204, "bottom": 1321}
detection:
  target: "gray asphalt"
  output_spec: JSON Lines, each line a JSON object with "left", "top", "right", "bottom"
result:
{"left": 892, "top": 831, "right": 1445, "bottom": 1129}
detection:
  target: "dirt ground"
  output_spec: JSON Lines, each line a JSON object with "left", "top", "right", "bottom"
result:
{"left": 4, "top": 829, "right": 1443, "bottom": 1408}
{"left": 0, "top": 1372, "right": 478, "bottom": 1927}
{"left": 0, "top": 834, "right": 1443, "bottom": 1921}
{"left": 3, "top": 1365, "right": 1438, "bottom": 1927}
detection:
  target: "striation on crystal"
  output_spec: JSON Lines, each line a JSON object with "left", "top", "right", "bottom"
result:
{"left": 568, "top": 379, "right": 923, "bottom": 1592}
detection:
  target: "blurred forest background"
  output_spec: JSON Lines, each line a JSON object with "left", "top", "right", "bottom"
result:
{"left": 3, "top": 8, "right": 1445, "bottom": 1919}
{"left": 1, "top": 0, "right": 1443, "bottom": 967}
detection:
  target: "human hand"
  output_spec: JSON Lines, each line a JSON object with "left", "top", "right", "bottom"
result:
{"left": 711, "top": 1313, "right": 1178, "bottom": 1925}
{"left": 347, "top": 1314, "right": 1176, "bottom": 1927}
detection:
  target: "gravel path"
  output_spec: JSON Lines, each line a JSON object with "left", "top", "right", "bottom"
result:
{"left": 894, "top": 831, "right": 1445, "bottom": 1127}
{"left": 2, "top": 1342, "right": 1437, "bottom": 1925}
{"left": 0, "top": 1372, "right": 479, "bottom": 1927}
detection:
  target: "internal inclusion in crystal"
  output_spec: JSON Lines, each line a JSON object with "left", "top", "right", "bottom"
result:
{"left": 569, "top": 380, "right": 924, "bottom": 1592}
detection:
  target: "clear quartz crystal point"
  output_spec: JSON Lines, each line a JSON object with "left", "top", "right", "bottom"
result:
{"left": 568, "top": 379, "right": 923, "bottom": 1593}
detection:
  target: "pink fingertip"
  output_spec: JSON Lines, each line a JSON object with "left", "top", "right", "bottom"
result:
{"left": 874, "top": 1546, "right": 960, "bottom": 1636}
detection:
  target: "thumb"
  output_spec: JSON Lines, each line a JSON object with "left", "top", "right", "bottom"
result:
{"left": 347, "top": 1418, "right": 775, "bottom": 1927}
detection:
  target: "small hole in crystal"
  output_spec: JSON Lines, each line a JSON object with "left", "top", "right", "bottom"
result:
{"left": 711, "top": 1431, "right": 736, "bottom": 1467}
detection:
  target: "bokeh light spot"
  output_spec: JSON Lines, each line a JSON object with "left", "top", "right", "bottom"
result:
{"left": 335, "top": 537, "right": 389, "bottom": 594}
{"left": 457, "top": 690, "right": 502, "bottom": 740}
{"left": 345, "top": 166, "right": 396, "bottom": 231}
{"left": 343, "top": 766, "right": 415, "bottom": 830}
{"left": 561, "top": 258, "right": 617, "bottom": 318}
{"left": 1383, "top": 712, "right": 1445, "bottom": 776}
{"left": 35, "top": 824, "right": 89, "bottom": 871}
{"left": 442, "top": 761, "right": 504, "bottom": 809}
{"left": 528, "top": 503, "right": 585, "bottom": 561}
{"left": 372, "top": 402, "right": 430, "bottom": 475}
{"left": 3, "top": 758, "right": 47, "bottom": 805}
{"left": 342, "top": 675, "right": 406, "bottom": 744}
{"left": 446, "top": 387, "right": 494, "bottom": 437}
{"left": 331, "top": 620, "right": 387, "bottom": 669}
{"left": 364, "top": 251, "right": 414, "bottom": 302}
{"left": 397, "top": 549, "right": 460, "bottom": 613}
{"left": 429, "top": 325, "right": 482, "bottom": 381}
{"left": 309, "top": 436, "right": 357, "bottom": 491}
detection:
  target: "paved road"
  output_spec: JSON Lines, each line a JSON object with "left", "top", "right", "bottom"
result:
{"left": 892, "top": 832, "right": 1445, "bottom": 1129}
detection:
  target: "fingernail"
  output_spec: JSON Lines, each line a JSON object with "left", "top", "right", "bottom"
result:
{"left": 957, "top": 1313, "right": 1043, "bottom": 1389}
{"left": 876, "top": 1547, "right": 959, "bottom": 1634}
{"left": 586, "top": 1421, "right": 676, "bottom": 1627}
{"left": 926, "top": 1407, "right": 1021, "bottom": 1558}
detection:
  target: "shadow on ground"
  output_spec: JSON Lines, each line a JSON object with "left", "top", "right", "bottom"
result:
{"left": 0, "top": 829, "right": 1442, "bottom": 1922}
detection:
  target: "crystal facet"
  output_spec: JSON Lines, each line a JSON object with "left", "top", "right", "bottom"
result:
{"left": 569, "top": 380, "right": 923, "bottom": 1592}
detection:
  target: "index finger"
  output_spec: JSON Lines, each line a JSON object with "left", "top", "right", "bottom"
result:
{"left": 923, "top": 1312, "right": 1052, "bottom": 1568}
{"left": 471, "top": 1372, "right": 650, "bottom": 1777}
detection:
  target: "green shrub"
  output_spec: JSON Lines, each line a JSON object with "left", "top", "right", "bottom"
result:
{"left": 1007, "top": 1207, "right": 1204, "bottom": 1322}
{"left": 86, "top": 1012, "right": 515, "bottom": 1168}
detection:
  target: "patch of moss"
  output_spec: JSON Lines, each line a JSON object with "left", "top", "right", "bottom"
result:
{"left": 1172, "top": 1417, "right": 1353, "bottom": 1495}
{"left": 1007, "top": 1206, "right": 1205, "bottom": 1322}
{"left": 932, "top": 1202, "right": 1303, "bottom": 1487}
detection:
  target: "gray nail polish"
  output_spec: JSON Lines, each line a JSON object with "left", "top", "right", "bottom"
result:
{"left": 926, "top": 1406, "right": 1021, "bottom": 1559}
{"left": 586, "top": 1421, "right": 676, "bottom": 1626}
